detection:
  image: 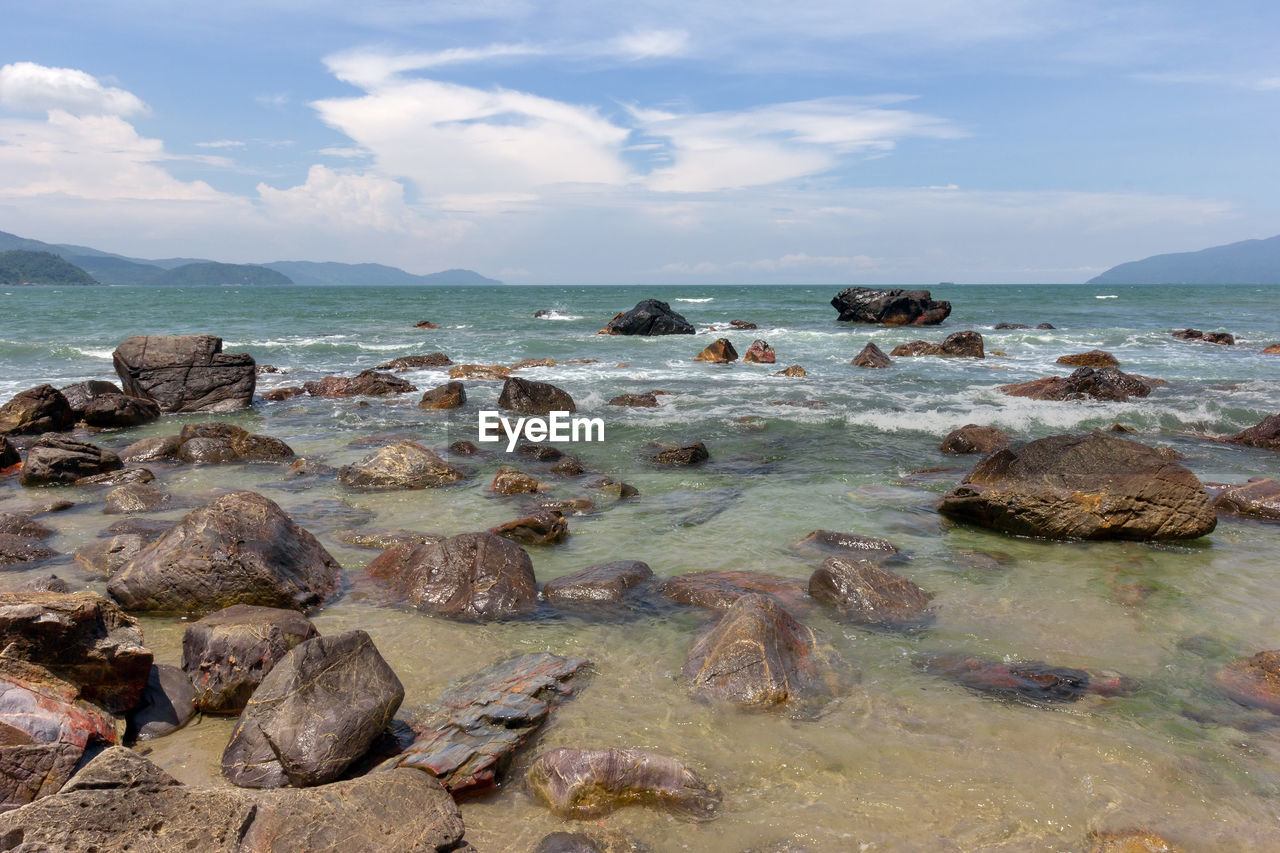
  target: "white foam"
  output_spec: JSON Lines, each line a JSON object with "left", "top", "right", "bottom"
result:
{"left": 71, "top": 347, "right": 114, "bottom": 359}
{"left": 1096, "top": 295, "right": 1118, "bottom": 299}
{"left": 676, "top": 298, "right": 714, "bottom": 303}
{"left": 534, "top": 311, "right": 583, "bottom": 321}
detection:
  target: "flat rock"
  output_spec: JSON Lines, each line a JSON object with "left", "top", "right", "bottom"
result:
{"left": 107, "top": 490, "right": 342, "bottom": 613}
{"left": 0, "top": 385, "right": 74, "bottom": 436}
{"left": 511, "top": 357, "right": 557, "bottom": 370}
{"left": 1217, "top": 650, "right": 1280, "bottom": 713}
{"left": 937, "top": 432, "right": 1217, "bottom": 540}
{"left": 338, "top": 441, "right": 466, "bottom": 490}
{"left": 376, "top": 353, "right": 452, "bottom": 370}
{"left": 792, "top": 530, "right": 899, "bottom": 560}
{"left": 126, "top": 663, "right": 197, "bottom": 741}
{"left": 830, "top": 287, "right": 951, "bottom": 326}
{"left": 182, "top": 604, "right": 319, "bottom": 714}
{"left": 380, "top": 652, "right": 589, "bottom": 793}
{"left": 650, "top": 442, "right": 709, "bottom": 466}
{"left": 113, "top": 334, "right": 255, "bottom": 413}
{"left": 19, "top": 436, "right": 122, "bottom": 486}
{"left": 490, "top": 510, "right": 569, "bottom": 546}
{"left": 542, "top": 561, "right": 654, "bottom": 605}
{"left": 598, "top": 300, "right": 695, "bottom": 335}
{"left": 940, "top": 424, "right": 1010, "bottom": 454}
{"left": 419, "top": 381, "right": 466, "bottom": 410}
{"left": 1056, "top": 349, "right": 1119, "bottom": 367}
{"left": 336, "top": 528, "right": 443, "bottom": 550}
{"left": 75, "top": 467, "right": 155, "bottom": 487}
{"left": 1214, "top": 478, "right": 1280, "bottom": 520}
{"left": 1000, "top": 366, "right": 1152, "bottom": 402}
{"left": 694, "top": 338, "right": 737, "bottom": 363}
{"left": 498, "top": 377, "right": 576, "bottom": 415}
{"left": 0, "top": 513, "right": 52, "bottom": 540}
{"left": 660, "top": 570, "right": 809, "bottom": 613}
{"left": 915, "top": 653, "right": 1130, "bottom": 704}
{"left": 304, "top": 369, "right": 415, "bottom": 397}
{"left": 526, "top": 747, "right": 720, "bottom": 821}
{"left": 448, "top": 363, "right": 512, "bottom": 381}
{"left": 608, "top": 393, "right": 658, "bottom": 407}
{"left": 808, "top": 557, "right": 934, "bottom": 628}
{"left": 103, "top": 482, "right": 170, "bottom": 514}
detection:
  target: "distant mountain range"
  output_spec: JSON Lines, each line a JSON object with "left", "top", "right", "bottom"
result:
{"left": 0, "top": 229, "right": 502, "bottom": 286}
{"left": 1088, "top": 234, "right": 1280, "bottom": 285}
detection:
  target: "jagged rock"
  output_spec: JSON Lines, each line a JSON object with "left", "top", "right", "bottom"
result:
{"left": 58, "top": 380, "right": 122, "bottom": 416}
{"left": 542, "top": 561, "right": 653, "bottom": 605}
{"left": 683, "top": 594, "right": 833, "bottom": 710}
{"left": 336, "top": 528, "right": 442, "bottom": 550}
{"left": 598, "top": 300, "right": 695, "bottom": 335}
{"left": 257, "top": 364, "right": 286, "bottom": 374}
{"left": 0, "top": 534, "right": 56, "bottom": 568}
{"left": 304, "top": 369, "right": 415, "bottom": 398}
{"left": 792, "top": 530, "right": 898, "bottom": 560}
{"left": 127, "top": 664, "right": 197, "bottom": 741}
{"left": 743, "top": 339, "right": 775, "bottom": 363}
{"left": 915, "top": 653, "right": 1134, "bottom": 704}
{"left": 0, "top": 385, "right": 74, "bottom": 436}
{"left": 1214, "top": 478, "right": 1280, "bottom": 520}
{"left": 103, "top": 482, "right": 170, "bottom": 514}
{"left": 81, "top": 394, "right": 161, "bottom": 429}
{"left": 419, "top": 381, "right": 466, "bottom": 410}
{"left": 0, "top": 513, "right": 52, "bottom": 540}
{"left": 891, "top": 330, "right": 984, "bottom": 358}
{"left": 183, "top": 604, "right": 319, "bottom": 714}
{"left": 775, "top": 364, "right": 805, "bottom": 377}
{"left": 0, "top": 591, "right": 152, "bottom": 713}
{"left": 448, "top": 363, "right": 512, "bottom": 381}
{"left": 112, "top": 334, "right": 255, "bottom": 413}
{"left": 1000, "top": 366, "right": 1153, "bottom": 402}
{"left": 1224, "top": 414, "right": 1280, "bottom": 450}
{"left": 498, "top": 377, "right": 576, "bottom": 415}
{"left": 380, "top": 652, "right": 589, "bottom": 793}
{"left": 119, "top": 434, "right": 182, "bottom": 463}
{"left": 694, "top": 338, "right": 737, "bottom": 363}
{"left": 338, "top": 441, "right": 466, "bottom": 490}
{"left": 222, "top": 630, "right": 403, "bottom": 788}
{"left": 490, "top": 510, "right": 569, "bottom": 546}
{"left": 808, "top": 557, "right": 934, "bottom": 628}
{"left": 660, "top": 570, "right": 809, "bottom": 612}
{"left": 526, "top": 748, "right": 721, "bottom": 820}
{"left": 830, "top": 287, "right": 951, "bottom": 326}
{"left": 376, "top": 353, "right": 452, "bottom": 370}
{"left": 1056, "top": 350, "right": 1119, "bottom": 367}
{"left": 1171, "top": 328, "right": 1235, "bottom": 345}
{"left": 19, "top": 436, "right": 122, "bottom": 486}
{"left": 938, "top": 433, "right": 1216, "bottom": 540}
{"left": 609, "top": 392, "right": 659, "bottom": 407}
{"left": 107, "top": 491, "right": 342, "bottom": 613}
{"left": 650, "top": 442, "right": 709, "bottom": 466}
{"left": 851, "top": 341, "right": 892, "bottom": 368}
{"left": 73, "top": 535, "right": 147, "bottom": 578}
{"left": 491, "top": 466, "right": 543, "bottom": 495}
{"left": 366, "top": 532, "right": 538, "bottom": 620}
{"left": 941, "top": 424, "right": 1010, "bottom": 454}
{"left": 75, "top": 467, "right": 154, "bottom": 487}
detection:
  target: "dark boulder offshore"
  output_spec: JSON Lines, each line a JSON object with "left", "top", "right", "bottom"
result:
{"left": 830, "top": 287, "right": 951, "bottom": 326}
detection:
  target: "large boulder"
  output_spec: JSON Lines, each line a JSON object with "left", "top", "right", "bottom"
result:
{"left": 107, "top": 491, "right": 342, "bottom": 613}
{"left": 498, "top": 377, "right": 576, "bottom": 415}
{"left": 808, "top": 557, "right": 934, "bottom": 629}
{"left": 683, "top": 594, "right": 834, "bottom": 710}
{"left": 891, "top": 330, "right": 984, "bottom": 358}
{"left": 381, "top": 652, "right": 589, "bottom": 794}
{"left": 938, "top": 433, "right": 1216, "bottom": 540}
{"left": 303, "top": 369, "right": 415, "bottom": 398}
{"left": 222, "top": 630, "right": 403, "bottom": 788}
{"left": 112, "top": 334, "right": 255, "bottom": 413}
{"left": 366, "top": 532, "right": 538, "bottom": 620}
{"left": 830, "top": 287, "right": 951, "bottom": 326}
{"left": 0, "top": 658, "right": 118, "bottom": 812}
{"left": 0, "top": 747, "right": 468, "bottom": 851}
{"left": 126, "top": 663, "right": 197, "bottom": 741}
{"left": 0, "top": 591, "right": 152, "bottom": 714}
{"left": 694, "top": 338, "right": 737, "bottom": 363}
{"left": 1224, "top": 413, "right": 1280, "bottom": 450}
{"left": 1056, "top": 350, "right": 1119, "bottom": 367}
{"left": 1213, "top": 478, "right": 1280, "bottom": 520}
{"left": 0, "top": 385, "right": 74, "bottom": 436}
{"left": 338, "top": 441, "right": 466, "bottom": 490}
{"left": 999, "top": 366, "right": 1152, "bottom": 402}
{"left": 182, "top": 604, "right": 319, "bottom": 714}
{"left": 598, "top": 300, "right": 695, "bottom": 335}
{"left": 19, "top": 436, "right": 122, "bottom": 486}
{"left": 526, "top": 748, "right": 721, "bottom": 821}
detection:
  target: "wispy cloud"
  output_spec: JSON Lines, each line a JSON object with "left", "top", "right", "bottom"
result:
{"left": 195, "top": 139, "right": 246, "bottom": 149}
{"left": 0, "top": 62, "right": 148, "bottom": 117}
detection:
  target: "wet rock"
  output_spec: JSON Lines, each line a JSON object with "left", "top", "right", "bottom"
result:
{"left": 419, "top": 381, "right": 466, "bottom": 410}
{"left": 112, "top": 334, "right": 255, "bottom": 413}
{"left": 491, "top": 465, "right": 543, "bottom": 495}
{"left": 551, "top": 455, "right": 586, "bottom": 476}
{"left": 366, "top": 531, "right": 538, "bottom": 620}
{"left": 999, "top": 366, "right": 1152, "bottom": 402}
{"left": 222, "top": 630, "right": 402, "bottom": 788}
{"left": 107, "top": 490, "right": 342, "bottom": 613}
{"left": 694, "top": 338, "right": 738, "bottom": 363}
{"left": 19, "top": 436, "right": 122, "bottom": 486}
{"left": 518, "top": 442, "right": 564, "bottom": 460}
{"left": 526, "top": 747, "right": 721, "bottom": 820}
{"left": 598, "top": 300, "right": 695, "bottom": 335}
{"left": 0, "top": 513, "right": 52, "bottom": 540}
{"left": 498, "top": 377, "right": 576, "bottom": 415}
{"left": 542, "top": 561, "right": 653, "bottom": 605}
{"left": 100, "top": 518, "right": 171, "bottom": 540}
{"left": 450, "top": 440, "right": 479, "bottom": 455}
{"left": 591, "top": 480, "right": 640, "bottom": 499}
{"left": 851, "top": 342, "right": 893, "bottom": 368}
{"left": 178, "top": 422, "right": 295, "bottom": 463}
{"left": 830, "top": 287, "right": 951, "bottom": 326}
{"left": 775, "top": 364, "right": 806, "bottom": 377}
{"left": 0, "top": 385, "right": 74, "bottom": 436}
{"left": 1223, "top": 413, "right": 1280, "bottom": 450}
{"left": 75, "top": 467, "right": 154, "bottom": 487}
{"left": 0, "top": 437, "right": 17, "bottom": 469}
{"left": 0, "top": 746, "right": 468, "bottom": 851}
{"left": 73, "top": 535, "right": 147, "bottom": 578}
{"left": 0, "top": 658, "right": 118, "bottom": 812}
{"left": 538, "top": 497, "right": 595, "bottom": 515}
{"left": 941, "top": 424, "right": 1011, "bottom": 454}
{"left": 609, "top": 392, "right": 659, "bottom": 407}
{"left": 793, "top": 530, "right": 899, "bottom": 560}
{"left": 337, "top": 528, "right": 443, "bottom": 550}
{"left": 177, "top": 435, "right": 238, "bottom": 464}
{"left": 284, "top": 457, "right": 336, "bottom": 479}
{"left": 915, "top": 653, "right": 1132, "bottom": 704}
{"left": 303, "top": 369, "right": 415, "bottom": 398}
{"left": 1171, "top": 328, "right": 1235, "bottom": 345}
{"left": 126, "top": 664, "right": 196, "bottom": 741}
{"left": 183, "top": 604, "right": 319, "bottom": 714}
{"left": 808, "top": 557, "right": 934, "bottom": 628}
{"left": 729, "top": 319, "right": 757, "bottom": 330}
{"left": 683, "top": 594, "right": 833, "bottom": 709}
{"left": 1214, "top": 478, "right": 1280, "bottom": 520}
{"left": 1216, "top": 650, "right": 1280, "bottom": 713}
{"left": 19, "top": 575, "right": 71, "bottom": 594}
{"left": 103, "top": 482, "right": 170, "bottom": 514}
{"left": 0, "top": 534, "right": 56, "bottom": 568}
{"left": 938, "top": 432, "right": 1217, "bottom": 540}
{"left": 512, "top": 357, "right": 557, "bottom": 370}
{"left": 1086, "top": 828, "right": 1183, "bottom": 853}
{"left": 119, "top": 434, "right": 182, "bottom": 463}
{"left": 660, "top": 570, "right": 809, "bottom": 612}
{"left": 1057, "top": 349, "right": 1119, "bottom": 367}
{"left": 891, "top": 330, "right": 984, "bottom": 358}
{"left": 0, "top": 591, "right": 152, "bottom": 713}
{"left": 381, "top": 652, "right": 589, "bottom": 793}
{"left": 338, "top": 441, "right": 466, "bottom": 490}
{"left": 448, "top": 363, "right": 512, "bottom": 381}
{"left": 650, "top": 442, "right": 709, "bottom": 466}
{"left": 376, "top": 352, "right": 452, "bottom": 370}
{"left": 81, "top": 393, "right": 161, "bottom": 429}
{"left": 743, "top": 339, "right": 776, "bottom": 364}
{"left": 257, "top": 364, "right": 286, "bottom": 374}
{"left": 414, "top": 319, "right": 439, "bottom": 329}
{"left": 1263, "top": 344, "right": 1280, "bottom": 355}
{"left": 534, "top": 832, "right": 607, "bottom": 853}
{"left": 490, "top": 510, "right": 569, "bottom": 546}
{"left": 261, "top": 386, "right": 305, "bottom": 401}
{"left": 58, "top": 380, "right": 123, "bottom": 416}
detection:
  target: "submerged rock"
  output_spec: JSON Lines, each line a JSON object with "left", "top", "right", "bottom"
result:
{"left": 999, "top": 366, "right": 1152, "bottom": 402}
{"left": 650, "top": 442, "right": 709, "bottom": 466}
{"left": 830, "top": 287, "right": 951, "bottom": 326}
{"left": 1086, "top": 828, "right": 1183, "bottom": 853}
{"left": 609, "top": 392, "right": 659, "bottom": 407}
{"left": 112, "top": 334, "right": 255, "bottom": 413}
{"left": 0, "top": 385, "right": 74, "bottom": 436}
{"left": 851, "top": 342, "right": 893, "bottom": 368}
{"left": 808, "top": 557, "right": 934, "bottom": 629}
{"left": 103, "top": 482, "right": 170, "bottom": 514}
{"left": 941, "top": 424, "right": 1010, "bottom": 454}
{"left": 76, "top": 467, "right": 154, "bottom": 487}
{"left": 303, "top": 369, "right": 415, "bottom": 397}
{"left": 542, "top": 561, "right": 654, "bottom": 605}
{"left": 1171, "top": 328, "right": 1235, "bottom": 345}
{"left": 336, "top": 527, "right": 443, "bottom": 550}
{"left": 490, "top": 510, "right": 569, "bottom": 546}
{"left": 0, "top": 513, "right": 53, "bottom": 540}
{"left": 338, "top": 441, "right": 466, "bottom": 490}
{"left": 448, "top": 363, "right": 512, "bottom": 381}
{"left": 937, "top": 432, "right": 1217, "bottom": 540}
{"left": 376, "top": 352, "right": 452, "bottom": 370}
{"left": 775, "top": 364, "right": 806, "bottom": 377}
{"left": 380, "top": 652, "right": 589, "bottom": 793}
{"left": 916, "top": 652, "right": 1134, "bottom": 704}
{"left": 0, "top": 534, "right": 56, "bottom": 568}
{"left": 119, "top": 434, "right": 182, "bottom": 463}
{"left": 661, "top": 570, "right": 809, "bottom": 612}
{"left": 182, "top": 604, "right": 319, "bottom": 714}
{"left": 73, "top": 534, "right": 147, "bottom": 577}
{"left": 1216, "top": 650, "right": 1280, "bottom": 714}
{"left": 511, "top": 357, "right": 557, "bottom": 370}
{"left": 793, "top": 529, "right": 899, "bottom": 560}
{"left": 598, "top": 300, "right": 695, "bottom": 335}
{"left": 694, "top": 338, "right": 738, "bottom": 363}
{"left": 19, "top": 436, "right": 122, "bottom": 486}
{"left": 526, "top": 747, "right": 721, "bottom": 821}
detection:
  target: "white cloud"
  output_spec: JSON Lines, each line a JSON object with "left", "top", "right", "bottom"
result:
{"left": 257, "top": 164, "right": 421, "bottom": 233}
{"left": 610, "top": 28, "right": 690, "bottom": 59}
{"left": 0, "top": 62, "right": 148, "bottom": 116}
{"left": 196, "top": 139, "right": 246, "bottom": 149}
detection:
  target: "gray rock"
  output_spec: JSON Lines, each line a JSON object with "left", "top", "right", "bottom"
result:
{"left": 73, "top": 534, "right": 148, "bottom": 578}
{"left": 103, "top": 482, "right": 170, "bottom": 514}
{"left": 0, "top": 385, "right": 74, "bottom": 436}
{"left": 127, "top": 664, "right": 196, "bottom": 741}
{"left": 19, "top": 436, "right": 122, "bottom": 486}
{"left": 112, "top": 334, "right": 256, "bottom": 413}
{"left": 183, "top": 604, "right": 318, "bottom": 714}
{"left": 0, "top": 534, "right": 56, "bottom": 568}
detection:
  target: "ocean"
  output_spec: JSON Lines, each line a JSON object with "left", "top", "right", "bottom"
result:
{"left": 2, "top": 282, "right": 1279, "bottom": 850}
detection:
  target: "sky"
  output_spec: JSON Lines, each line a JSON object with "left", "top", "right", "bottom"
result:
{"left": 0, "top": 1, "right": 1278, "bottom": 284}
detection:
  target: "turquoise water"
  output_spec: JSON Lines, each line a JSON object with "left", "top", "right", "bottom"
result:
{"left": 2, "top": 283, "right": 1280, "bottom": 850}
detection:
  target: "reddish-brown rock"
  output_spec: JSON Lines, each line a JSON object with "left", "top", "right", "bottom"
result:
{"left": 1000, "top": 367, "right": 1152, "bottom": 402}
{"left": 1056, "top": 349, "right": 1119, "bottom": 367}
{"left": 182, "top": 604, "right": 318, "bottom": 714}
{"left": 1213, "top": 478, "right": 1280, "bottom": 520}
{"left": 851, "top": 341, "right": 893, "bottom": 368}
{"left": 418, "top": 381, "right": 466, "bottom": 410}
{"left": 1223, "top": 413, "right": 1280, "bottom": 450}
{"left": 304, "top": 370, "right": 415, "bottom": 398}
{"left": 808, "top": 557, "right": 934, "bottom": 628}
{"left": 742, "top": 339, "right": 776, "bottom": 363}
{"left": 490, "top": 510, "right": 569, "bottom": 546}
{"left": 526, "top": 748, "right": 720, "bottom": 820}
{"left": 941, "top": 424, "right": 1011, "bottom": 454}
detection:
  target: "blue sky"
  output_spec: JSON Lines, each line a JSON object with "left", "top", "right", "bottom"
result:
{"left": 1, "top": 0, "right": 1277, "bottom": 283}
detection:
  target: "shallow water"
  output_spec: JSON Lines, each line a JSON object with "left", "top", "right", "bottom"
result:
{"left": 3, "top": 283, "right": 1280, "bottom": 850}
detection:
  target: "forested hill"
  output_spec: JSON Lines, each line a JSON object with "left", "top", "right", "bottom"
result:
{"left": 0, "top": 250, "right": 95, "bottom": 285}
{"left": 1088, "top": 235, "right": 1280, "bottom": 284}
